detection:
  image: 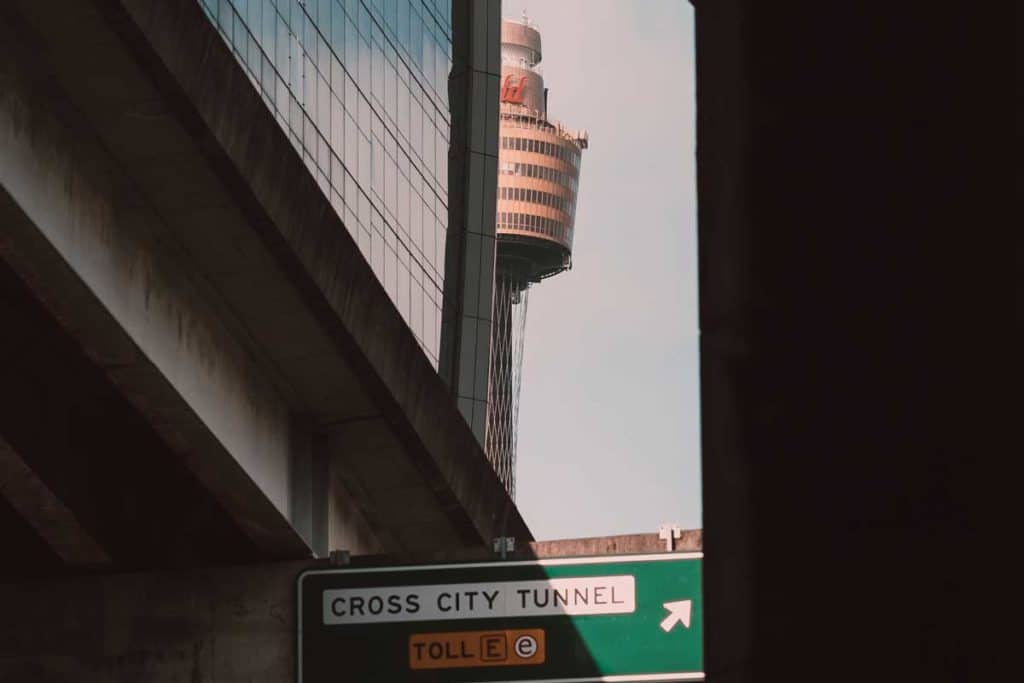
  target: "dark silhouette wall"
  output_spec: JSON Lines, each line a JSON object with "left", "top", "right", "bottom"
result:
{"left": 695, "top": 1, "right": 979, "bottom": 680}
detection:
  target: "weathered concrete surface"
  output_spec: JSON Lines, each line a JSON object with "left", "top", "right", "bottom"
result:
{"left": 0, "top": 0, "right": 529, "bottom": 573}
{"left": 0, "top": 12, "right": 312, "bottom": 560}
{"left": 0, "top": 260, "right": 276, "bottom": 574}
{"left": 0, "top": 533, "right": 700, "bottom": 682}
{"left": 0, "top": 562, "right": 304, "bottom": 682}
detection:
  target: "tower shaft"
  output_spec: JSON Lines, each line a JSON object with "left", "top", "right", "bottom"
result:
{"left": 484, "top": 17, "right": 588, "bottom": 496}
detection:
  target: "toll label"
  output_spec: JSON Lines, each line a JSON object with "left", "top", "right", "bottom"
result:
{"left": 409, "top": 629, "right": 545, "bottom": 670}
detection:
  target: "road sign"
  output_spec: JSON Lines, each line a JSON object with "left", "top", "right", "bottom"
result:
{"left": 297, "top": 552, "right": 703, "bottom": 682}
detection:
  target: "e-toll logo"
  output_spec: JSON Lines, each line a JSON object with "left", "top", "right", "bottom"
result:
{"left": 409, "top": 629, "right": 545, "bottom": 670}
{"left": 297, "top": 553, "right": 703, "bottom": 682}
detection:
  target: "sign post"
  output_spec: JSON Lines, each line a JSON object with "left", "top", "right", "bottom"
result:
{"left": 298, "top": 553, "right": 703, "bottom": 682}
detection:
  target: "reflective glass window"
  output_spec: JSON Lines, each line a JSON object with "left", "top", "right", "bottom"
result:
{"left": 204, "top": 0, "right": 453, "bottom": 363}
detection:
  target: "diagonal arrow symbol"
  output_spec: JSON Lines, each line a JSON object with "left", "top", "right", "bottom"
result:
{"left": 659, "top": 599, "right": 693, "bottom": 632}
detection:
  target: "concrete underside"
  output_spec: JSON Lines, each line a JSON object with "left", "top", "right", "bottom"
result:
{"left": 0, "top": 0, "right": 529, "bottom": 579}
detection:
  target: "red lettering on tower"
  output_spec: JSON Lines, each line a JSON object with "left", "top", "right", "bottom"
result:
{"left": 500, "top": 75, "right": 527, "bottom": 104}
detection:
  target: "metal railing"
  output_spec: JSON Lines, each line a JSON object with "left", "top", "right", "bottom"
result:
{"left": 500, "top": 115, "right": 589, "bottom": 149}
{"left": 500, "top": 55, "right": 543, "bottom": 74}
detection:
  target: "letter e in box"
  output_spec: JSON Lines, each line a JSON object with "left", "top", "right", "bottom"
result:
{"left": 481, "top": 633, "right": 507, "bottom": 661}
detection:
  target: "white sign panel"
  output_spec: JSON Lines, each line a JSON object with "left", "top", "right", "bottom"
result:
{"left": 322, "top": 575, "right": 635, "bottom": 625}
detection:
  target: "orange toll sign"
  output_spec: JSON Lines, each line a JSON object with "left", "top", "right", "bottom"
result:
{"left": 409, "top": 629, "right": 545, "bottom": 670}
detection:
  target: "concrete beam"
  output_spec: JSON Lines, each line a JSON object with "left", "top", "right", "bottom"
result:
{"left": 0, "top": 255, "right": 292, "bottom": 572}
{"left": 0, "top": 435, "right": 111, "bottom": 568}
{"left": 84, "top": 0, "right": 531, "bottom": 547}
{"left": 0, "top": 0, "right": 530, "bottom": 565}
{"left": 0, "top": 16, "right": 312, "bottom": 558}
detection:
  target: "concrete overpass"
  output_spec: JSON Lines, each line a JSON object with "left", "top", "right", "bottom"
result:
{"left": 0, "top": 0, "right": 528, "bottom": 579}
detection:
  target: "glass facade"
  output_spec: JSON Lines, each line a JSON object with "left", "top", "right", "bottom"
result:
{"left": 199, "top": 0, "right": 454, "bottom": 364}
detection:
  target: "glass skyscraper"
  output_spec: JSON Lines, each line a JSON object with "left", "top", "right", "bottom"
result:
{"left": 200, "top": 0, "right": 454, "bottom": 364}
{"left": 199, "top": 0, "right": 502, "bottom": 450}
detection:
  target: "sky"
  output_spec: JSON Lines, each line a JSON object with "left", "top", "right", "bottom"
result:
{"left": 501, "top": 1, "right": 701, "bottom": 540}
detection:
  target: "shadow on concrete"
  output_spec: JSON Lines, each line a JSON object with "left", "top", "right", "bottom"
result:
{"left": 0, "top": 259, "right": 266, "bottom": 577}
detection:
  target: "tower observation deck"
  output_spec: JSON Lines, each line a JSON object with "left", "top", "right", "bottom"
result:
{"left": 486, "top": 16, "right": 589, "bottom": 496}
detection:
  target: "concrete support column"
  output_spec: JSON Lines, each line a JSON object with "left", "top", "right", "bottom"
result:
{"left": 289, "top": 418, "right": 329, "bottom": 557}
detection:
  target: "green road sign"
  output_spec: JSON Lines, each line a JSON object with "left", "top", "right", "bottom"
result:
{"left": 297, "top": 552, "right": 703, "bottom": 682}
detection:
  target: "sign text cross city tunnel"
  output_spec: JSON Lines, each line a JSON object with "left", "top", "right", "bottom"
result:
{"left": 297, "top": 554, "right": 703, "bottom": 682}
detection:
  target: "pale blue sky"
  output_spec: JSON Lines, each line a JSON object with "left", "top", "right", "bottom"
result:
{"left": 502, "top": 1, "right": 701, "bottom": 540}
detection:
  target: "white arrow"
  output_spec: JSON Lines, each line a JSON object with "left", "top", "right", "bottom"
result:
{"left": 659, "top": 599, "right": 693, "bottom": 632}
